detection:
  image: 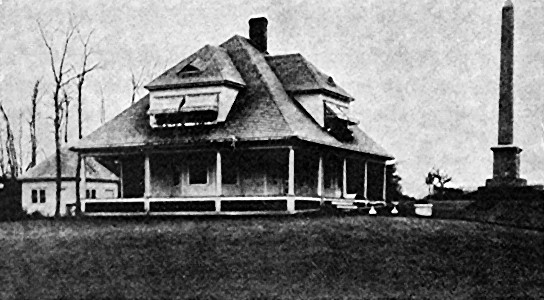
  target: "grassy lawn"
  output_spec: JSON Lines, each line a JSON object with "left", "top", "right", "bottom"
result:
{"left": 1, "top": 216, "right": 543, "bottom": 299}
{"left": 426, "top": 200, "right": 544, "bottom": 230}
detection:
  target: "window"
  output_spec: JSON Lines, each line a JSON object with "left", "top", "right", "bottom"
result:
{"left": 86, "top": 189, "right": 97, "bottom": 199}
{"left": 324, "top": 157, "right": 340, "bottom": 189}
{"left": 346, "top": 158, "right": 364, "bottom": 195}
{"left": 172, "top": 167, "right": 181, "bottom": 186}
{"left": 40, "top": 190, "right": 46, "bottom": 203}
{"left": 222, "top": 152, "right": 238, "bottom": 185}
{"left": 32, "top": 189, "right": 46, "bottom": 203}
{"left": 31, "top": 190, "right": 38, "bottom": 203}
{"left": 104, "top": 189, "right": 115, "bottom": 198}
{"left": 323, "top": 101, "right": 357, "bottom": 141}
{"left": 189, "top": 165, "right": 208, "bottom": 184}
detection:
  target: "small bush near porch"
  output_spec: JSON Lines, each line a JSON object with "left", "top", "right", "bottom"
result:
{"left": 1, "top": 217, "right": 543, "bottom": 299}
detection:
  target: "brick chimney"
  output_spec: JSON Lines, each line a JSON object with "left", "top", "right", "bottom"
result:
{"left": 249, "top": 17, "right": 268, "bottom": 53}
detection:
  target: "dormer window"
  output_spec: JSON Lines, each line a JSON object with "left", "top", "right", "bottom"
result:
{"left": 145, "top": 45, "right": 246, "bottom": 129}
{"left": 149, "top": 93, "right": 220, "bottom": 127}
{"left": 324, "top": 101, "right": 358, "bottom": 141}
{"left": 324, "top": 102, "right": 358, "bottom": 125}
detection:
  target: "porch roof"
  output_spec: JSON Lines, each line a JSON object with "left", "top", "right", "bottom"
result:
{"left": 72, "top": 36, "right": 393, "bottom": 160}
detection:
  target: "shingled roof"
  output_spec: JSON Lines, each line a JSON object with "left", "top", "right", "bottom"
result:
{"left": 73, "top": 35, "right": 392, "bottom": 159}
{"left": 266, "top": 53, "right": 353, "bottom": 101}
{"left": 145, "top": 44, "right": 245, "bottom": 90}
{"left": 20, "top": 148, "right": 118, "bottom": 182}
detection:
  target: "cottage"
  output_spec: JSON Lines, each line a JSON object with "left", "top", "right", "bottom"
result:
{"left": 20, "top": 148, "right": 119, "bottom": 217}
{"left": 71, "top": 17, "right": 393, "bottom": 215}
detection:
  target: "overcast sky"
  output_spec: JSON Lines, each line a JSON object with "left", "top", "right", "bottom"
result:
{"left": 1, "top": 0, "right": 543, "bottom": 196}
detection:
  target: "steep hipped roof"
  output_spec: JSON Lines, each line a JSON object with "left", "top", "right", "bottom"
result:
{"left": 20, "top": 148, "right": 118, "bottom": 182}
{"left": 266, "top": 54, "right": 353, "bottom": 101}
{"left": 145, "top": 45, "right": 245, "bottom": 90}
{"left": 73, "top": 35, "right": 392, "bottom": 159}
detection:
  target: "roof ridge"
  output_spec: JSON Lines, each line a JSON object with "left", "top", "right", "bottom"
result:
{"left": 208, "top": 46, "right": 225, "bottom": 82}
{"left": 224, "top": 35, "right": 297, "bottom": 136}
{"left": 267, "top": 53, "right": 302, "bottom": 59}
{"left": 299, "top": 55, "right": 324, "bottom": 89}
{"left": 243, "top": 39, "right": 299, "bottom": 136}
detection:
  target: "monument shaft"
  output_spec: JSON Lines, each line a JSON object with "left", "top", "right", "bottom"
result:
{"left": 498, "top": 3, "right": 514, "bottom": 145}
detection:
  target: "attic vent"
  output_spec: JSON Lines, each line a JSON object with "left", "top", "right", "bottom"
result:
{"left": 178, "top": 58, "right": 206, "bottom": 74}
{"left": 179, "top": 64, "right": 200, "bottom": 73}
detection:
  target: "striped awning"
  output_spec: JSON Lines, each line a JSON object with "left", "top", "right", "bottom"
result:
{"left": 148, "top": 93, "right": 219, "bottom": 115}
{"left": 324, "top": 102, "right": 359, "bottom": 125}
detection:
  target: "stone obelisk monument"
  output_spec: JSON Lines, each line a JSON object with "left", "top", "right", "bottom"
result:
{"left": 485, "top": 0, "right": 527, "bottom": 188}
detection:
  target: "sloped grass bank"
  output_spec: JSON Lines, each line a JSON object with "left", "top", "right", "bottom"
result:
{"left": 395, "top": 199, "right": 544, "bottom": 231}
{"left": 1, "top": 216, "right": 543, "bottom": 299}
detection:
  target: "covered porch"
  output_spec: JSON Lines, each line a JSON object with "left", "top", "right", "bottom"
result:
{"left": 78, "top": 145, "right": 387, "bottom": 215}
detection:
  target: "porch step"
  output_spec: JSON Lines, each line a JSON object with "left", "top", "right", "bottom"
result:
{"left": 331, "top": 200, "right": 354, "bottom": 206}
{"left": 335, "top": 204, "right": 358, "bottom": 210}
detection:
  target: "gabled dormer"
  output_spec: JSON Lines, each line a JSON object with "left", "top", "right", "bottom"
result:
{"left": 145, "top": 45, "right": 245, "bottom": 128}
{"left": 267, "top": 53, "right": 358, "bottom": 141}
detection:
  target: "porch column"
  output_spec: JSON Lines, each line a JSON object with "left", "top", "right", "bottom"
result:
{"left": 118, "top": 159, "right": 124, "bottom": 198}
{"left": 317, "top": 155, "right": 323, "bottom": 197}
{"left": 288, "top": 147, "right": 295, "bottom": 196}
{"left": 216, "top": 151, "right": 222, "bottom": 196}
{"left": 363, "top": 161, "right": 368, "bottom": 199}
{"left": 144, "top": 154, "right": 151, "bottom": 212}
{"left": 342, "top": 157, "right": 347, "bottom": 198}
{"left": 80, "top": 156, "right": 87, "bottom": 200}
{"left": 382, "top": 163, "right": 387, "bottom": 200}
{"left": 287, "top": 147, "right": 295, "bottom": 212}
{"left": 215, "top": 151, "right": 222, "bottom": 212}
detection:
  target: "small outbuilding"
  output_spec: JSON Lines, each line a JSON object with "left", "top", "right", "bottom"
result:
{"left": 20, "top": 148, "right": 119, "bottom": 217}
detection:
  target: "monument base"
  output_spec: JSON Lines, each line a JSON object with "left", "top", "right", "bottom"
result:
{"left": 477, "top": 184, "right": 543, "bottom": 201}
{"left": 485, "top": 177, "right": 527, "bottom": 187}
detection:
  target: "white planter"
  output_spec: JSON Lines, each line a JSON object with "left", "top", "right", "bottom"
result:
{"left": 414, "top": 203, "right": 433, "bottom": 217}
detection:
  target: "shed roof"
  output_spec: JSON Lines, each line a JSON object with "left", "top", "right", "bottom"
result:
{"left": 20, "top": 148, "right": 118, "bottom": 182}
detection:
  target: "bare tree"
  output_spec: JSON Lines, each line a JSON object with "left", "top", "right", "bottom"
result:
{"left": 38, "top": 19, "right": 78, "bottom": 218}
{"left": 73, "top": 27, "right": 99, "bottom": 216}
{"left": 99, "top": 84, "right": 106, "bottom": 124}
{"left": 0, "top": 103, "right": 19, "bottom": 178}
{"left": 130, "top": 61, "right": 163, "bottom": 104}
{"left": 63, "top": 89, "right": 70, "bottom": 144}
{"left": 18, "top": 110, "right": 23, "bottom": 175}
{"left": 26, "top": 80, "right": 40, "bottom": 171}
{"left": 426, "top": 168, "right": 452, "bottom": 200}
{"left": 130, "top": 66, "right": 146, "bottom": 104}
{"left": 0, "top": 128, "right": 5, "bottom": 176}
